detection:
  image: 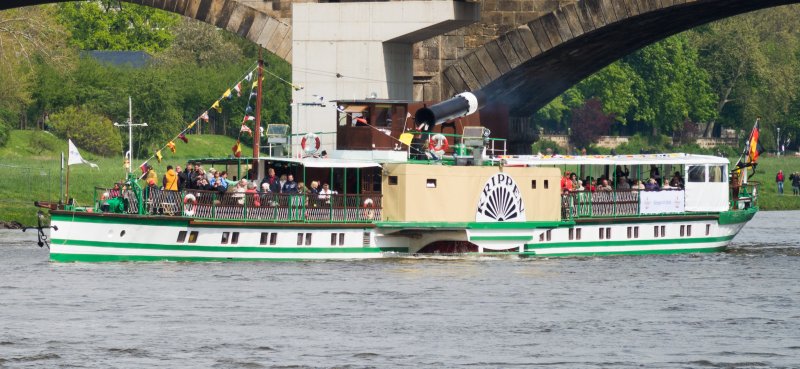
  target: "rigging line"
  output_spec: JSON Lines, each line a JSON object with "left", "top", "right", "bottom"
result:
{"left": 295, "top": 68, "right": 389, "bottom": 83}
{"left": 137, "top": 62, "right": 260, "bottom": 168}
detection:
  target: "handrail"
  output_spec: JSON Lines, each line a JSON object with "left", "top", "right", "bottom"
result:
{"left": 93, "top": 187, "right": 382, "bottom": 223}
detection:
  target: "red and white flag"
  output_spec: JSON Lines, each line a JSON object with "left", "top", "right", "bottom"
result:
{"left": 200, "top": 111, "right": 210, "bottom": 122}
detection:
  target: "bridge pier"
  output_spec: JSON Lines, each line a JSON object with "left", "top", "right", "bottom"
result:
{"left": 291, "top": 1, "right": 479, "bottom": 150}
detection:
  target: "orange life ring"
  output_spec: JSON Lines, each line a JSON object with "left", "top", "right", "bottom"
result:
{"left": 429, "top": 133, "right": 449, "bottom": 152}
{"left": 183, "top": 193, "right": 197, "bottom": 216}
{"left": 301, "top": 133, "right": 321, "bottom": 155}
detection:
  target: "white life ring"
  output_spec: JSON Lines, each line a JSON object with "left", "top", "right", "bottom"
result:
{"left": 301, "top": 133, "right": 321, "bottom": 155}
{"left": 429, "top": 133, "right": 449, "bottom": 153}
{"left": 183, "top": 193, "right": 197, "bottom": 216}
{"left": 362, "top": 198, "right": 375, "bottom": 220}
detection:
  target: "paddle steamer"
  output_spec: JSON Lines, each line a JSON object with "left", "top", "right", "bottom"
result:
{"left": 39, "top": 91, "right": 758, "bottom": 262}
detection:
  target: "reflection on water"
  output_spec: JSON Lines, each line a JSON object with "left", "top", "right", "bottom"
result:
{"left": 0, "top": 211, "right": 798, "bottom": 368}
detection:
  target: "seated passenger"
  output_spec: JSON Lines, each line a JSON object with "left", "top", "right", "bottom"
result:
{"left": 669, "top": 171, "right": 684, "bottom": 189}
{"left": 598, "top": 179, "right": 613, "bottom": 192}
{"left": 644, "top": 178, "right": 660, "bottom": 191}
{"left": 634, "top": 179, "right": 645, "bottom": 190}
{"left": 617, "top": 176, "right": 631, "bottom": 190}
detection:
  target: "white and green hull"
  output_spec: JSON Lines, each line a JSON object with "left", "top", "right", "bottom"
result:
{"left": 48, "top": 208, "right": 756, "bottom": 262}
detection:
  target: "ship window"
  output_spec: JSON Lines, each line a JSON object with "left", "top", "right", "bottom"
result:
{"left": 177, "top": 231, "right": 187, "bottom": 243}
{"left": 654, "top": 225, "right": 659, "bottom": 238}
{"left": 706, "top": 224, "right": 711, "bottom": 236}
{"left": 375, "top": 105, "right": 391, "bottom": 127}
{"left": 331, "top": 233, "right": 338, "bottom": 246}
{"left": 297, "top": 233, "right": 303, "bottom": 245}
{"left": 260, "top": 232, "right": 268, "bottom": 245}
{"left": 221, "top": 232, "right": 230, "bottom": 244}
{"left": 388, "top": 176, "right": 398, "bottom": 185}
{"left": 305, "top": 233, "right": 312, "bottom": 246}
{"left": 532, "top": 180, "right": 537, "bottom": 189}
{"left": 661, "top": 226, "right": 665, "bottom": 237}
{"left": 680, "top": 225, "right": 685, "bottom": 237}
{"left": 709, "top": 165, "right": 725, "bottom": 183}
{"left": 544, "top": 180, "right": 549, "bottom": 189}
{"left": 188, "top": 231, "right": 198, "bottom": 243}
{"left": 426, "top": 179, "right": 437, "bottom": 188}
{"left": 599, "top": 228, "right": 605, "bottom": 240}
{"left": 546, "top": 230, "right": 552, "bottom": 241}
{"left": 605, "top": 227, "right": 611, "bottom": 239}
{"left": 688, "top": 165, "right": 706, "bottom": 182}
{"left": 687, "top": 225, "right": 692, "bottom": 237}
{"left": 363, "top": 231, "right": 371, "bottom": 246}
{"left": 627, "top": 227, "right": 632, "bottom": 239}
{"left": 634, "top": 226, "right": 639, "bottom": 238}
{"left": 231, "top": 232, "right": 239, "bottom": 245}
{"left": 270, "top": 232, "right": 277, "bottom": 245}
{"left": 539, "top": 233, "right": 544, "bottom": 242}
{"left": 576, "top": 228, "right": 581, "bottom": 240}
{"left": 569, "top": 228, "right": 574, "bottom": 240}
{"left": 339, "top": 233, "right": 345, "bottom": 245}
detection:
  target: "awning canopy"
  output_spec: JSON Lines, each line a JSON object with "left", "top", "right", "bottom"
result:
{"left": 498, "top": 153, "right": 729, "bottom": 167}
{"left": 259, "top": 156, "right": 381, "bottom": 169}
{"left": 342, "top": 105, "right": 368, "bottom": 113}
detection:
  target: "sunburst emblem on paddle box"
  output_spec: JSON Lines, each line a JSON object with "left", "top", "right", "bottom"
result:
{"left": 476, "top": 173, "right": 526, "bottom": 222}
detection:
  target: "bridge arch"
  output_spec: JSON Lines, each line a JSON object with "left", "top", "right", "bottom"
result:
{"left": 442, "top": 0, "right": 799, "bottom": 116}
{"left": 1, "top": 0, "right": 292, "bottom": 62}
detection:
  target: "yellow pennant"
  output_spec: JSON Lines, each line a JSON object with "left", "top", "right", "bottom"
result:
{"left": 167, "top": 141, "right": 176, "bottom": 154}
{"left": 156, "top": 150, "right": 163, "bottom": 163}
{"left": 187, "top": 120, "right": 196, "bottom": 129}
{"left": 223, "top": 89, "right": 232, "bottom": 99}
{"left": 211, "top": 100, "right": 222, "bottom": 113}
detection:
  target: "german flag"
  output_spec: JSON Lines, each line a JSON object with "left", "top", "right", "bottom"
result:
{"left": 746, "top": 119, "right": 765, "bottom": 164}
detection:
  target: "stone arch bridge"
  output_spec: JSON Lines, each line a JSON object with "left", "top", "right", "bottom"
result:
{"left": 6, "top": 0, "right": 800, "bottom": 116}
{"left": 439, "top": 0, "right": 800, "bottom": 116}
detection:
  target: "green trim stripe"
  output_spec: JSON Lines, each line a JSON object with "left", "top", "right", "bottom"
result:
{"left": 525, "top": 235, "right": 734, "bottom": 250}
{"left": 521, "top": 246, "right": 727, "bottom": 258}
{"left": 51, "top": 239, "right": 407, "bottom": 254}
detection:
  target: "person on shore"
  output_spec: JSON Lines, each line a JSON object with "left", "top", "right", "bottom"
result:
{"left": 776, "top": 170, "right": 785, "bottom": 195}
{"left": 791, "top": 172, "right": 800, "bottom": 196}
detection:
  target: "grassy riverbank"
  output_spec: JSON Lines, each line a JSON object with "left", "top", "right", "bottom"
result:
{"left": 1, "top": 130, "right": 248, "bottom": 226}
{"left": 2, "top": 130, "right": 800, "bottom": 226}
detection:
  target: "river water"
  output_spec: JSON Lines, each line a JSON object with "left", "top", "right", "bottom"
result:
{"left": 0, "top": 212, "right": 798, "bottom": 368}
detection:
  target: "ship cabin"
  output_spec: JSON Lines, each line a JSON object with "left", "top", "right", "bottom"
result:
{"left": 87, "top": 99, "right": 756, "bottom": 227}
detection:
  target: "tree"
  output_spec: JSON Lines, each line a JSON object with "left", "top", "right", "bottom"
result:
{"left": 57, "top": 1, "right": 179, "bottom": 52}
{"left": 49, "top": 106, "right": 122, "bottom": 156}
{"left": 569, "top": 98, "right": 613, "bottom": 149}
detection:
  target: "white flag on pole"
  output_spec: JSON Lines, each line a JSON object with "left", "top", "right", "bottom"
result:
{"left": 68, "top": 139, "right": 99, "bottom": 168}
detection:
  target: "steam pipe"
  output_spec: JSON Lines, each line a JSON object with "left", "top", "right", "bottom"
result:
{"left": 414, "top": 91, "right": 486, "bottom": 131}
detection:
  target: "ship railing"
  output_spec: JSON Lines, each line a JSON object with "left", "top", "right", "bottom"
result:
{"left": 729, "top": 181, "right": 759, "bottom": 210}
{"left": 100, "top": 187, "right": 382, "bottom": 223}
{"left": 93, "top": 187, "right": 140, "bottom": 214}
{"left": 561, "top": 189, "right": 688, "bottom": 220}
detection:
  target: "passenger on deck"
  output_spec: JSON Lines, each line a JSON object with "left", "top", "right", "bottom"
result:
{"left": 109, "top": 182, "right": 122, "bottom": 198}
{"left": 669, "top": 171, "right": 684, "bottom": 189}
{"left": 245, "top": 182, "right": 260, "bottom": 207}
{"left": 617, "top": 176, "right": 631, "bottom": 190}
{"left": 616, "top": 165, "right": 630, "bottom": 181}
{"left": 650, "top": 165, "right": 661, "bottom": 185}
{"left": 145, "top": 165, "right": 158, "bottom": 185}
{"left": 645, "top": 178, "right": 660, "bottom": 191}
{"left": 634, "top": 179, "right": 645, "bottom": 190}
{"left": 584, "top": 176, "right": 596, "bottom": 192}
{"left": 282, "top": 174, "right": 298, "bottom": 194}
{"left": 309, "top": 181, "right": 320, "bottom": 195}
{"left": 319, "top": 183, "right": 333, "bottom": 204}
{"left": 569, "top": 173, "right": 579, "bottom": 190}
{"left": 561, "top": 171, "right": 574, "bottom": 193}
{"left": 279, "top": 174, "right": 288, "bottom": 192}
{"left": 163, "top": 165, "right": 178, "bottom": 191}
{"left": 598, "top": 179, "right": 613, "bottom": 192}
{"left": 262, "top": 168, "right": 281, "bottom": 193}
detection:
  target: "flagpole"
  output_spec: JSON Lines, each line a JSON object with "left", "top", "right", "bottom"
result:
{"left": 60, "top": 152, "right": 64, "bottom": 204}
{"left": 66, "top": 156, "right": 70, "bottom": 204}
{"left": 254, "top": 50, "right": 263, "bottom": 161}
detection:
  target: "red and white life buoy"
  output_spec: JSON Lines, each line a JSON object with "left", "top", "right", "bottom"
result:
{"left": 362, "top": 198, "right": 376, "bottom": 220}
{"left": 429, "top": 133, "right": 449, "bottom": 153}
{"left": 301, "top": 133, "right": 321, "bottom": 155}
{"left": 183, "top": 193, "right": 197, "bottom": 216}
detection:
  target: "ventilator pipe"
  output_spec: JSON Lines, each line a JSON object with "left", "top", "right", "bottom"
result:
{"left": 414, "top": 91, "right": 486, "bottom": 132}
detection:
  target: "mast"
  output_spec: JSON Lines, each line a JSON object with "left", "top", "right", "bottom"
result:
{"left": 254, "top": 51, "right": 263, "bottom": 159}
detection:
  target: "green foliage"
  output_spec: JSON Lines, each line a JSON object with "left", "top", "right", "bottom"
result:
{"left": 0, "top": 120, "right": 9, "bottom": 147}
{"left": 614, "top": 134, "right": 672, "bottom": 155}
{"left": 531, "top": 139, "right": 564, "bottom": 155}
{"left": 569, "top": 99, "right": 614, "bottom": 148}
{"left": 48, "top": 106, "right": 122, "bottom": 156}
{"left": 57, "top": 1, "right": 179, "bottom": 52}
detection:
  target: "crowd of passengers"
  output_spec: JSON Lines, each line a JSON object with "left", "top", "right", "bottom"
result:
{"left": 107, "top": 163, "right": 342, "bottom": 204}
{"left": 560, "top": 165, "right": 685, "bottom": 194}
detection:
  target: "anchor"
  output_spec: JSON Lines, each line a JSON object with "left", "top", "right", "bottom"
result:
{"left": 21, "top": 210, "right": 57, "bottom": 248}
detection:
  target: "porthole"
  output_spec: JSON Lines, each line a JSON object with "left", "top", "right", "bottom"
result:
{"left": 120, "top": 230, "right": 126, "bottom": 237}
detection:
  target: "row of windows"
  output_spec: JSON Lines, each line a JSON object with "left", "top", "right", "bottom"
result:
{"left": 627, "top": 226, "right": 640, "bottom": 239}
{"left": 538, "top": 223, "right": 712, "bottom": 242}
{"left": 387, "top": 176, "right": 553, "bottom": 190}
{"left": 176, "top": 231, "right": 356, "bottom": 246}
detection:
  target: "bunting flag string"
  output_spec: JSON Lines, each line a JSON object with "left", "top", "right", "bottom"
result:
{"left": 136, "top": 62, "right": 259, "bottom": 171}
